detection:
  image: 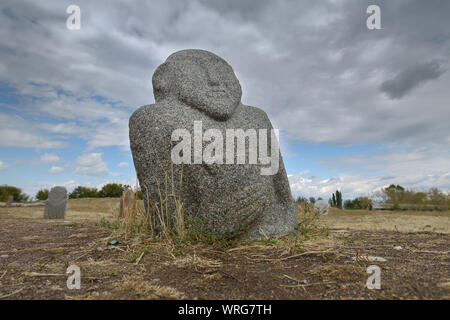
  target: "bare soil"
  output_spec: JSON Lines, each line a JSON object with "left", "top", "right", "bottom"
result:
{"left": 0, "top": 201, "right": 449, "bottom": 300}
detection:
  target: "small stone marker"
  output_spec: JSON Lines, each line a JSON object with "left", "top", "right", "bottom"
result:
{"left": 119, "top": 189, "right": 135, "bottom": 217}
{"left": 44, "top": 186, "right": 67, "bottom": 219}
{"left": 6, "top": 195, "right": 13, "bottom": 208}
{"left": 314, "top": 199, "right": 329, "bottom": 215}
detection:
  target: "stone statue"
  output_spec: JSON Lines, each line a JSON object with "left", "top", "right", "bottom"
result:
{"left": 129, "top": 49, "right": 297, "bottom": 239}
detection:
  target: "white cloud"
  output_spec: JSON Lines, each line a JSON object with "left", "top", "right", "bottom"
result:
{"left": 74, "top": 153, "right": 109, "bottom": 177}
{"left": 1, "top": 0, "right": 450, "bottom": 198}
{"left": 47, "top": 166, "right": 64, "bottom": 174}
{"left": 87, "top": 120, "right": 130, "bottom": 150}
{"left": 289, "top": 172, "right": 389, "bottom": 200}
{"left": 290, "top": 147, "right": 450, "bottom": 199}
{"left": 38, "top": 122, "right": 86, "bottom": 135}
{"left": 62, "top": 180, "right": 78, "bottom": 190}
{"left": 96, "top": 179, "right": 138, "bottom": 191}
{"left": 1, "top": 0, "right": 448, "bottom": 150}
{"left": 0, "top": 114, "right": 66, "bottom": 149}
{"left": 0, "top": 160, "right": 8, "bottom": 171}
{"left": 40, "top": 153, "right": 60, "bottom": 163}
{"left": 118, "top": 162, "right": 129, "bottom": 168}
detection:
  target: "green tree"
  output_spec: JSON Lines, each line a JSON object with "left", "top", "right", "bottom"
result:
{"left": 375, "top": 185, "right": 450, "bottom": 211}
{"left": 0, "top": 185, "right": 29, "bottom": 202}
{"left": 344, "top": 197, "right": 372, "bottom": 210}
{"left": 344, "top": 199, "right": 353, "bottom": 209}
{"left": 309, "top": 197, "right": 316, "bottom": 204}
{"left": 296, "top": 196, "right": 308, "bottom": 204}
{"left": 427, "top": 188, "right": 449, "bottom": 209}
{"left": 358, "top": 196, "right": 372, "bottom": 209}
{"left": 331, "top": 193, "right": 336, "bottom": 207}
{"left": 98, "top": 183, "right": 125, "bottom": 198}
{"left": 381, "top": 185, "right": 406, "bottom": 210}
{"left": 334, "top": 190, "right": 343, "bottom": 209}
{"left": 0, "top": 188, "right": 7, "bottom": 202}
{"left": 35, "top": 189, "right": 49, "bottom": 201}
{"left": 69, "top": 186, "right": 99, "bottom": 199}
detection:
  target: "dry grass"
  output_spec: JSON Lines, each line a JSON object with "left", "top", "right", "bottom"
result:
{"left": 68, "top": 276, "right": 185, "bottom": 300}
{"left": 65, "top": 198, "right": 119, "bottom": 213}
{"left": 309, "top": 264, "right": 366, "bottom": 282}
{"left": 0, "top": 198, "right": 117, "bottom": 221}
{"left": 115, "top": 167, "right": 185, "bottom": 242}
{"left": 262, "top": 203, "right": 329, "bottom": 256}
{"left": 2, "top": 196, "right": 448, "bottom": 237}
{"left": 322, "top": 208, "right": 450, "bottom": 234}
{"left": 168, "top": 254, "right": 222, "bottom": 270}
{"left": 115, "top": 276, "right": 185, "bottom": 299}
{"left": 295, "top": 202, "right": 328, "bottom": 237}
{"left": 1, "top": 198, "right": 449, "bottom": 299}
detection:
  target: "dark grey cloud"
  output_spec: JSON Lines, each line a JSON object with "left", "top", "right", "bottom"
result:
{"left": 0, "top": 0, "right": 449, "bottom": 150}
{"left": 380, "top": 60, "right": 447, "bottom": 99}
{"left": 198, "top": 0, "right": 271, "bottom": 20}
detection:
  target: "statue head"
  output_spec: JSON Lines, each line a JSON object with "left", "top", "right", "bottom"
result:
{"left": 152, "top": 49, "right": 242, "bottom": 121}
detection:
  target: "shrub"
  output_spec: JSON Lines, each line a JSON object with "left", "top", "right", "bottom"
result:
{"left": 69, "top": 186, "right": 99, "bottom": 199}
{"left": 295, "top": 196, "right": 308, "bottom": 204}
{"left": 35, "top": 189, "right": 49, "bottom": 201}
{"left": 295, "top": 202, "right": 328, "bottom": 238}
{"left": 115, "top": 173, "right": 185, "bottom": 242}
{"left": 0, "top": 185, "right": 29, "bottom": 202}
{"left": 344, "top": 197, "right": 372, "bottom": 210}
{"left": 0, "top": 189, "right": 7, "bottom": 202}
{"left": 330, "top": 190, "right": 343, "bottom": 209}
{"left": 375, "top": 186, "right": 450, "bottom": 210}
{"left": 98, "top": 183, "right": 126, "bottom": 198}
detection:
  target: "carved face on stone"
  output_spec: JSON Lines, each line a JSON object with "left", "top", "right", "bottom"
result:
{"left": 152, "top": 49, "right": 242, "bottom": 121}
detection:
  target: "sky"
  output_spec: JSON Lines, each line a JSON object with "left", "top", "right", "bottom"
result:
{"left": 0, "top": 0, "right": 449, "bottom": 201}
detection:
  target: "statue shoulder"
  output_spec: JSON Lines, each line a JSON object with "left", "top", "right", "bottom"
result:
{"left": 239, "top": 104, "right": 272, "bottom": 126}
{"left": 129, "top": 103, "right": 180, "bottom": 129}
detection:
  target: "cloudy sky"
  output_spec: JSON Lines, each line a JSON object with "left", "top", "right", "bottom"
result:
{"left": 0, "top": 0, "right": 449, "bottom": 200}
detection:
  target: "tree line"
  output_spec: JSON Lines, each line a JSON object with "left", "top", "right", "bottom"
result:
{"left": 37, "top": 183, "right": 143, "bottom": 200}
{"left": 375, "top": 184, "right": 450, "bottom": 210}
{"left": 295, "top": 185, "right": 450, "bottom": 211}
{"left": 0, "top": 185, "right": 29, "bottom": 202}
{"left": 3, "top": 183, "right": 450, "bottom": 211}
{"left": 0, "top": 183, "right": 143, "bottom": 202}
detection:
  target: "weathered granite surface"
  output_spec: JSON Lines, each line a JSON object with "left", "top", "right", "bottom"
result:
{"left": 129, "top": 49, "right": 297, "bottom": 239}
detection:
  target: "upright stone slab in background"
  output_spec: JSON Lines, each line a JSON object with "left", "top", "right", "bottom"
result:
{"left": 5, "top": 195, "right": 13, "bottom": 208}
{"left": 44, "top": 186, "right": 67, "bottom": 219}
{"left": 119, "top": 189, "right": 135, "bottom": 218}
{"left": 314, "top": 199, "right": 329, "bottom": 216}
{"left": 129, "top": 49, "right": 297, "bottom": 239}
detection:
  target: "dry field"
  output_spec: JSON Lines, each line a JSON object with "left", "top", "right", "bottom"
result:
{"left": 0, "top": 198, "right": 448, "bottom": 300}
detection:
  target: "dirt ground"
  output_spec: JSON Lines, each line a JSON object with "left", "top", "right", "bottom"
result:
{"left": 0, "top": 198, "right": 449, "bottom": 300}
